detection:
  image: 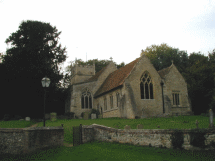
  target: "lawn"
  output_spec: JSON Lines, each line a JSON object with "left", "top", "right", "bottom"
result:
{"left": 1, "top": 115, "right": 213, "bottom": 144}
{"left": 1, "top": 115, "right": 215, "bottom": 160}
{"left": 0, "top": 119, "right": 40, "bottom": 128}
{"left": 34, "top": 115, "right": 214, "bottom": 144}
{"left": 1, "top": 141, "right": 215, "bottom": 161}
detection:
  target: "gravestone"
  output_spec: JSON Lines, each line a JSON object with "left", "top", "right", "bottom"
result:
{"left": 25, "top": 117, "right": 30, "bottom": 121}
{"left": 209, "top": 109, "right": 214, "bottom": 128}
{"left": 91, "top": 113, "right": 96, "bottom": 119}
{"left": 124, "top": 125, "right": 131, "bottom": 130}
{"left": 83, "top": 112, "right": 89, "bottom": 120}
{"left": 50, "top": 112, "right": 57, "bottom": 121}
{"left": 45, "top": 113, "right": 50, "bottom": 120}
{"left": 137, "top": 124, "right": 143, "bottom": 129}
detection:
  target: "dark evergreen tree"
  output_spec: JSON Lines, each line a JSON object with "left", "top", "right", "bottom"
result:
{"left": 1, "top": 20, "right": 67, "bottom": 119}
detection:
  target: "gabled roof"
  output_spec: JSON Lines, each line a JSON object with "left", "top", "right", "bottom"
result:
{"left": 157, "top": 65, "right": 173, "bottom": 78}
{"left": 94, "top": 58, "right": 140, "bottom": 97}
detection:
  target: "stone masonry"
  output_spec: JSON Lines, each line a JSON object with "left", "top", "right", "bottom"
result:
{"left": 82, "top": 124, "right": 215, "bottom": 151}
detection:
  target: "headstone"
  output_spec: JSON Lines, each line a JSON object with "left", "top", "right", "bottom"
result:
{"left": 124, "top": 125, "right": 131, "bottom": 130}
{"left": 209, "top": 109, "right": 214, "bottom": 128}
{"left": 98, "top": 114, "right": 103, "bottom": 119}
{"left": 137, "top": 124, "right": 143, "bottom": 129}
{"left": 195, "top": 120, "right": 199, "bottom": 129}
{"left": 45, "top": 113, "right": 50, "bottom": 120}
{"left": 91, "top": 113, "right": 96, "bottom": 119}
{"left": 25, "top": 117, "right": 30, "bottom": 121}
{"left": 50, "top": 112, "right": 57, "bottom": 121}
{"left": 83, "top": 112, "right": 89, "bottom": 120}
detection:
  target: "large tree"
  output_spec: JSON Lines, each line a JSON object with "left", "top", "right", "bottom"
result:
{"left": 1, "top": 20, "right": 67, "bottom": 119}
{"left": 141, "top": 43, "right": 189, "bottom": 74}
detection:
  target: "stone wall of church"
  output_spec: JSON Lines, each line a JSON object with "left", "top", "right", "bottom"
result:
{"left": 93, "top": 62, "right": 117, "bottom": 94}
{"left": 164, "top": 65, "right": 191, "bottom": 116}
{"left": 70, "top": 64, "right": 95, "bottom": 85}
{"left": 95, "top": 88, "right": 123, "bottom": 118}
{"left": 125, "top": 56, "right": 163, "bottom": 118}
{"left": 70, "top": 81, "right": 97, "bottom": 117}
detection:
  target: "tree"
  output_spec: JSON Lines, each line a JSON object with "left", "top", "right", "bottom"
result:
{"left": 141, "top": 43, "right": 189, "bottom": 73}
{"left": 1, "top": 20, "right": 67, "bottom": 119}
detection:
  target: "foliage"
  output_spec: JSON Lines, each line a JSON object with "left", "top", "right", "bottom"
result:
{"left": 3, "top": 114, "right": 11, "bottom": 121}
{"left": 189, "top": 128, "right": 207, "bottom": 148}
{"left": 64, "top": 112, "right": 75, "bottom": 119}
{"left": 141, "top": 43, "right": 189, "bottom": 73}
{"left": 90, "top": 109, "right": 100, "bottom": 118}
{"left": 170, "top": 129, "right": 184, "bottom": 149}
{"left": 1, "top": 20, "right": 67, "bottom": 118}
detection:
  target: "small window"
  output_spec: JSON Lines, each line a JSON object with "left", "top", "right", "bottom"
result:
{"left": 104, "top": 97, "right": 107, "bottom": 110}
{"left": 116, "top": 93, "right": 120, "bottom": 107}
{"left": 110, "top": 95, "right": 113, "bottom": 109}
{"left": 172, "top": 93, "right": 180, "bottom": 105}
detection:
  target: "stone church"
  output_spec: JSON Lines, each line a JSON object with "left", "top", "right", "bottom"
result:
{"left": 65, "top": 53, "right": 191, "bottom": 119}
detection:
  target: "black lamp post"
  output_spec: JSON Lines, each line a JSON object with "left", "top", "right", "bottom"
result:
{"left": 41, "top": 76, "right": 51, "bottom": 127}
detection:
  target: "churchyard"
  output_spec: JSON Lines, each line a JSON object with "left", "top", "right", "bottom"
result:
{"left": 1, "top": 115, "right": 215, "bottom": 160}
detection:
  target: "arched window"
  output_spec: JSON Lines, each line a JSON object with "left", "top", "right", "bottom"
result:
{"left": 81, "top": 89, "right": 92, "bottom": 109}
{"left": 140, "top": 72, "right": 153, "bottom": 99}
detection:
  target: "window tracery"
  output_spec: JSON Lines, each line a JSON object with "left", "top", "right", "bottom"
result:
{"left": 81, "top": 89, "right": 92, "bottom": 109}
{"left": 140, "top": 72, "right": 154, "bottom": 99}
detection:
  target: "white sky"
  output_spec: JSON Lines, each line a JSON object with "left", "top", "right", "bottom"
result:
{"left": 0, "top": 0, "right": 215, "bottom": 70}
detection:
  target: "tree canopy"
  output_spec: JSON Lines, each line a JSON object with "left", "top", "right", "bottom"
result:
{"left": 1, "top": 20, "right": 67, "bottom": 119}
{"left": 142, "top": 43, "right": 215, "bottom": 115}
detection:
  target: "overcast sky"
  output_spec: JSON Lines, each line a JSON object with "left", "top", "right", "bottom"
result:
{"left": 0, "top": 0, "right": 215, "bottom": 70}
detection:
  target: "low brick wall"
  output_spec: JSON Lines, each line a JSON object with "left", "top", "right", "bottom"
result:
{"left": 0, "top": 126, "right": 64, "bottom": 155}
{"left": 82, "top": 124, "right": 215, "bottom": 150}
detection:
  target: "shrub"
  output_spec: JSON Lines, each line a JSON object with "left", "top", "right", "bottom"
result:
{"left": 189, "top": 128, "right": 207, "bottom": 148}
{"left": 3, "top": 114, "right": 11, "bottom": 121}
{"left": 14, "top": 115, "right": 22, "bottom": 120}
{"left": 64, "top": 112, "right": 75, "bottom": 119}
{"left": 171, "top": 129, "right": 184, "bottom": 149}
{"left": 90, "top": 109, "right": 100, "bottom": 118}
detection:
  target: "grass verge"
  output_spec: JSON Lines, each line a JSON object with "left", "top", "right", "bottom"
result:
{"left": 0, "top": 141, "right": 215, "bottom": 161}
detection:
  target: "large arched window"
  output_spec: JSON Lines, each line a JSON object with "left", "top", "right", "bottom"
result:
{"left": 140, "top": 72, "right": 153, "bottom": 99}
{"left": 81, "top": 89, "right": 92, "bottom": 109}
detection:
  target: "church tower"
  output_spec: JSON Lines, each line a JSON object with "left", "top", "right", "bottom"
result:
{"left": 70, "top": 62, "right": 95, "bottom": 85}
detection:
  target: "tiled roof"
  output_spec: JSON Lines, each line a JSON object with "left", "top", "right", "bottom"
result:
{"left": 157, "top": 65, "right": 172, "bottom": 78}
{"left": 94, "top": 58, "right": 140, "bottom": 97}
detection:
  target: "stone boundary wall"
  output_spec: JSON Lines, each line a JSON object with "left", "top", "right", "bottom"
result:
{"left": 0, "top": 126, "right": 64, "bottom": 155}
{"left": 82, "top": 124, "right": 215, "bottom": 150}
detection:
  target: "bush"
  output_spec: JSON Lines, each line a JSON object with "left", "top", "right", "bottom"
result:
{"left": 3, "top": 114, "right": 11, "bottom": 121}
{"left": 64, "top": 112, "right": 75, "bottom": 119}
{"left": 189, "top": 128, "right": 207, "bottom": 148}
{"left": 14, "top": 115, "right": 22, "bottom": 120}
{"left": 171, "top": 129, "right": 184, "bottom": 149}
{"left": 90, "top": 109, "right": 100, "bottom": 118}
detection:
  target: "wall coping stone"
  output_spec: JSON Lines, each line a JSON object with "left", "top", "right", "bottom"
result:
{"left": 87, "top": 124, "right": 215, "bottom": 134}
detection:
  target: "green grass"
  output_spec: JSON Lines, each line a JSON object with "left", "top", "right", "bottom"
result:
{"left": 1, "top": 116, "right": 215, "bottom": 160}
{"left": 1, "top": 115, "right": 213, "bottom": 144}
{"left": 0, "top": 119, "right": 40, "bottom": 128}
{"left": 33, "top": 115, "right": 214, "bottom": 144}
{"left": 1, "top": 141, "right": 215, "bottom": 161}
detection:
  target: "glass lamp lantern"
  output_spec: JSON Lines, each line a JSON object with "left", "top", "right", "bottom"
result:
{"left": 41, "top": 77, "right": 51, "bottom": 87}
